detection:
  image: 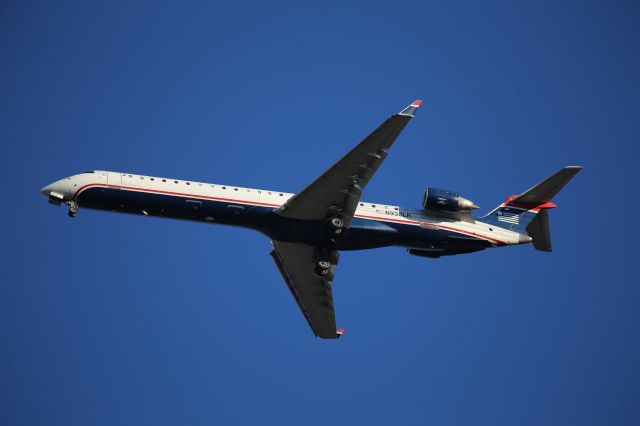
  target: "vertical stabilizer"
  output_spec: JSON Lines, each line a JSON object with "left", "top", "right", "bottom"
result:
{"left": 479, "top": 166, "right": 581, "bottom": 251}
{"left": 526, "top": 209, "right": 552, "bottom": 251}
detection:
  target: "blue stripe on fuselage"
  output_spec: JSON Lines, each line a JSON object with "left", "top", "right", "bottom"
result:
{"left": 76, "top": 187, "right": 491, "bottom": 252}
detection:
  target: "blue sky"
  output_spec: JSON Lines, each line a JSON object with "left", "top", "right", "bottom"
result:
{"left": 1, "top": 1, "right": 639, "bottom": 425}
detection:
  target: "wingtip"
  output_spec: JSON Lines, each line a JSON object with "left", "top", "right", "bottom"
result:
{"left": 398, "top": 99, "right": 423, "bottom": 117}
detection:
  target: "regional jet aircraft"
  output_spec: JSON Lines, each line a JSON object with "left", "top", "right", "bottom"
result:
{"left": 41, "top": 100, "right": 581, "bottom": 339}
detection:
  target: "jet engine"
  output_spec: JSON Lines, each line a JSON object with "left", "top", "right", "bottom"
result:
{"left": 422, "top": 188, "right": 479, "bottom": 213}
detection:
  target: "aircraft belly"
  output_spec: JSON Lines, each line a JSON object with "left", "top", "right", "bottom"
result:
{"left": 76, "top": 188, "right": 274, "bottom": 227}
{"left": 75, "top": 188, "right": 492, "bottom": 252}
{"left": 338, "top": 218, "right": 444, "bottom": 250}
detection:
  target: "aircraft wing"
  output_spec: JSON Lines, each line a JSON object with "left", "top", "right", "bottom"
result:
{"left": 277, "top": 100, "right": 422, "bottom": 225}
{"left": 270, "top": 241, "right": 342, "bottom": 339}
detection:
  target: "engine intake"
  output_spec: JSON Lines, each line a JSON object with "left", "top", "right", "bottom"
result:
{"left": 422, "top": 188, "right": 479, "bottom": 213}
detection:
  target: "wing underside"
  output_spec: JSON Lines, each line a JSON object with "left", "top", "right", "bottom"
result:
{"left": 270, "top": 241, "right": 340, "bottom": 339}
{"left": 269, "top": 100, "right": 422, "bottom": 338}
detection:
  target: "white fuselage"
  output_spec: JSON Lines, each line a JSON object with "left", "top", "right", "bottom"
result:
{"left": 41, "top": 170, "right": 527, "bottom": 249}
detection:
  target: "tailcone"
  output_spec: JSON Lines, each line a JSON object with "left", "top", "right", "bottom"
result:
{"left": 518, "top": 233, "right": 533, "bottom": 244}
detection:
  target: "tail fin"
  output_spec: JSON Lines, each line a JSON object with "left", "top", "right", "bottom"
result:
{"left": 480, "top": 166, "right": 582, "bottom": 251}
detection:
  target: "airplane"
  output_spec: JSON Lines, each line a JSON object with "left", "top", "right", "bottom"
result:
{"left": 40, "top": 100, "right": 581, "bottom": 339}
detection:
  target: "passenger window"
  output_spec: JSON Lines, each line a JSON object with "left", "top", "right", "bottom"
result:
{"left": 162, "top": 179, "right": 166, "bottom": 182}
{"left": 174, "top": 181, "right": 178, "bottom": 184}
{"left": 186, "top": 182, "right": 190, "bottom": 185}
{"left": 234, "top": 188, "right": 238, "bottom": 191}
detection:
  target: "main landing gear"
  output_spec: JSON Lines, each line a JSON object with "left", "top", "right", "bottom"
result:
{"left": 66, "top": 201, "right": 78, "bottom": 218}
{"left": 316, "top": 259, "right": 331, "bottom": 275}
{"left": 314, "top": 248, "right": 339, "bottom": 277}
{"left": 329, "top": 217, "right": 344, "bottom": 234}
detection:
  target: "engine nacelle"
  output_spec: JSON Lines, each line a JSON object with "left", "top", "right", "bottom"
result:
{"left": 422, "top": 188, "right": 479, "bottom": 213}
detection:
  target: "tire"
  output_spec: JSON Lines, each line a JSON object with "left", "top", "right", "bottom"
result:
{"left": 317, "top": 260, "right": 330, "bottom": 269}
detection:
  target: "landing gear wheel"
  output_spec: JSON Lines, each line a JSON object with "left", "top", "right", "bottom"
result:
{"left": 67, "top": 201, "right": 78, "bottom": 218}
{"left": 315, "top": 259, "right": 331, "bottom": 276}
{"left": 329, "top": 217, "right": 344, "bottom": 235}
{"left": 330, "top": 217, "right": 344, "bottom": 228}
{"left": 318, "top": 268, "right": 329, "bottom": 276}
{"left": 317, "top": 260, "right": 330, "bottom": 269}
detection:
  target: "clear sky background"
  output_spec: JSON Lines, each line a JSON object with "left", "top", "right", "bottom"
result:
{"left": 1, "top": 1, "right": 639, "bottom": 425}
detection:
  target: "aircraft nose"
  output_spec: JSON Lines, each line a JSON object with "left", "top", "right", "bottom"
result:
{"left": 40, "top": 184, "right": 52, "bottom": 198}
{"left": 40, "top": 179, "right": 69, "bottom": 202}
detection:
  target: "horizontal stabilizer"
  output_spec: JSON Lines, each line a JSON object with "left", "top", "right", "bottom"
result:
{"left": 512, "top": 166, "right": 582, "bottom": 205}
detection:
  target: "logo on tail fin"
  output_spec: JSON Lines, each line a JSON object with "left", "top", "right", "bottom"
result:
{"left": 497, "top": 207, "right": 524, "bottom": 225}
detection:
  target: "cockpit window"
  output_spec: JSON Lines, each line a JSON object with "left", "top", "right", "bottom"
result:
{"left": 81, "top": 171, "right": 95, "bottom": 174}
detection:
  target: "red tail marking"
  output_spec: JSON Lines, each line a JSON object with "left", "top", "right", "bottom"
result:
{"left": 504, "top": 195, "right": 557, "bottom": 211}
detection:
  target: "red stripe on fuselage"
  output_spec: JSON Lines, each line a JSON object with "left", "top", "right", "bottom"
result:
{"left": 353, "top": 213, "right": 505, "bottom": 245}
{"left": 75, "top": 183, "right": 507, "bottom": 245}
{"left": 436, "top": 224, "right": 505, "bottom": 245}
{"left": 74, "top": 183, "right": 282, "bottom": 207}
{"left": 353, "top": 213, "right": 422, "bottom": 225}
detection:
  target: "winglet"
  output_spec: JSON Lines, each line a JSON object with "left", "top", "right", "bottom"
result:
{"left": 398, "top": 99, "right": 423, "bottom": 117}
{"left": 336, "top": 328, "right": 345, "bottom": 338}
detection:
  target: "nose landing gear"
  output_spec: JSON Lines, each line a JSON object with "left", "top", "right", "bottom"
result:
{"left": 66, "top": 201, "right": 78, "bottom": 218}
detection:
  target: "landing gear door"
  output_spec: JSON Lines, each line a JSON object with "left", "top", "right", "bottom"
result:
{"left": 108, "top": 172, "right": 122, "bottom": 188}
